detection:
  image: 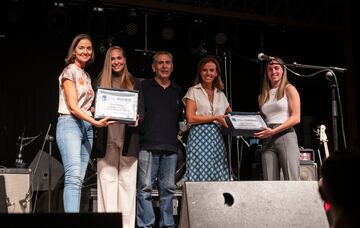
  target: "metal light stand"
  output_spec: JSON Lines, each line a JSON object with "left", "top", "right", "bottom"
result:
{"left": 134, "top": 12, "right": 156, "bottom": 56}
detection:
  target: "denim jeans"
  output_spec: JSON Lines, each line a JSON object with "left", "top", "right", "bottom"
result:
{"left": 56, "top": 115, "right": 93, "bottom": 212}
{"left": 136, "top": 150, "right": 177, "bottom": 228}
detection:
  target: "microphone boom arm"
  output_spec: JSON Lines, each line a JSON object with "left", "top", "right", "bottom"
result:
{"left": 285, "top": 62, "right": 347, "bottom": 73}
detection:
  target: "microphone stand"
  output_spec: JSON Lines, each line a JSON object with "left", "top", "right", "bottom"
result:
{"left": 30, "top": 123, "right": 51, "bottom": 213}
{"left": 286, "top": 62, "right": 347, "bottom": 73}
{"left": 235, "top": 136, "right": 250, "bottom": 180}
{"left": 327, "top": 72, "right": 339, "bottom": 153}
{"left": 46, "top": 135, "right": 54, "bottom": 213}
{"left": 221, "top": 50, "right": 235, "bottom": 180}
{"left": 284, "top": 62, "right": 347, "bottom": 154}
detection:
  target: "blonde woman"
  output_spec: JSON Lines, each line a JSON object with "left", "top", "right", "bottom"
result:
{"left": 254, "top": 57, "right": 301, "bottom": 180}
{"left": 94, "top": 46, "right": 144, "bottom": 228}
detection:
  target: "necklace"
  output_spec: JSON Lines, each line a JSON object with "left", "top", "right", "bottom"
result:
{"left": 202, "top": 84, "right": 214, "bottom": 115}
{"left": 204, "top": 88, "right": 214, "bottom": 115}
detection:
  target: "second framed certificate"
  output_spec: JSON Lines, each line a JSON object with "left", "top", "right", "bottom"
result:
{"left": 222, "top": 112, "right": 267, "bottom": 137}
{"left": 94, "top": 87, "right": 138, "bottom": 124}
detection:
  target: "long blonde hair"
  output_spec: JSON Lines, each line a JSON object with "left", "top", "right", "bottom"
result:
{"left": 97, "top": 46, "right": 134, "bottom": 89}
{"left": 258, "top": 57, "right": 289, "bottom": 107}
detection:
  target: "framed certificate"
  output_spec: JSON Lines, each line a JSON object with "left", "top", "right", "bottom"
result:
{"left": 94, "top": 87, "right": 138, "bottom": 124}
{"left": 222, "top": 112, "right": 267, "bottom": 137}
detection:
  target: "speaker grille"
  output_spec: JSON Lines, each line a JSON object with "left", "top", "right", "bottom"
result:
{"left": 29, "top": 151, "right": 64, "bottom": 191}
{"left": 180, "top": 181, "right": 328, "bottom": 228}
{"left": 0, "top": 168, "right": 31, "bottom": 213}
{"left": 300, "top": 162, "right": 318, "bottom": 181}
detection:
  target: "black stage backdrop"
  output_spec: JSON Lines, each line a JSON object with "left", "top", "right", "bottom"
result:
{"left": 0, "top": 0, "right": 358, "bottom": 179}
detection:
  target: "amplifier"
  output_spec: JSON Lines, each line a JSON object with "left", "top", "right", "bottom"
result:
{"left": 299, "top": 148, "right": 315, "bottom": 163}
{"left": 0, "top": 168, "right": 31, "bottom": 213}
{"left": 300, "top": 162, "right": 318, "bottom": 181}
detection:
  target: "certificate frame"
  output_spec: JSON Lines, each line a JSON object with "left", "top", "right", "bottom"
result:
{"left": 222, "top": 112, "right": 267, "bottom": 137}
{"left": 94, "top": 87, "right": 138, "bottom": 124}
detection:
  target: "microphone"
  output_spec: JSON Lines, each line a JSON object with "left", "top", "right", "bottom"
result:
{"left": 19, "top": 192, "right": 30, "bottom": 209}
{"left": 257, "top": 53, "right": 274, "bottom": 61}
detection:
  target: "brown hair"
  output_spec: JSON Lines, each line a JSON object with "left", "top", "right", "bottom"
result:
{"left": 64, "top": 34, "right": 95, "bottom": 65}
{"left": 193, "top": 56, "right": 224, "bottom": 90}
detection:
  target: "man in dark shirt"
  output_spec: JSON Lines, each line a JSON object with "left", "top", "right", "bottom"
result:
{"left": 136, "top": 51, "right": 183, "bottom": 228}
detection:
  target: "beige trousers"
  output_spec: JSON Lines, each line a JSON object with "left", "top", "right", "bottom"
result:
{"left": 97, "top": 146, "right": 138, "bottom": 228}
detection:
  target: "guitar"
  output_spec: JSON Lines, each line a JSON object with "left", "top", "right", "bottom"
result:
{"left": 318, "top": 125, "right": 330, "bottom": 158}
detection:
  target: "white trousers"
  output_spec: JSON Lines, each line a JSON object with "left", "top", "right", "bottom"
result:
{"left": 97, "top": 146, "right": 138, "bottom": 228}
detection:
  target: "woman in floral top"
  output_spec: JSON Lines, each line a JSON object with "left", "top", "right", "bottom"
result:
{"left": 56, "top": 34, "right": 112, "bottom": 212}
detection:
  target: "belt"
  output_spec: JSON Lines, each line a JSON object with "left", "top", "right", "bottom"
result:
{"left": 268, "top": 123, "right": 281, "bottom": 129}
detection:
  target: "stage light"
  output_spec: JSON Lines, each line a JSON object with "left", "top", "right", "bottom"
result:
{"left": 215, "top": 32, "right": 227, "bottom": 45}
{"left": 93, "top": 7, "right": 104, "bottom": 12}
{"left": 6, "top": 0, "right": 24, "bottom": 25}
{"left": 53, "top": 1, "right": 65, "bottom": 8}
{"left": 161, "top": 14, "right": 175, "bottom": 40}
{"left": 126, "top": 22, "right": 138, "bottom": 36}
{"left": 161, "top": 26, "right": 175, "bottom": 40}
{"left": 125, "top": 9, "right": 138, "bottom": 36}
{"left": 97, "top": 40, "right": 107, "bottom": 54}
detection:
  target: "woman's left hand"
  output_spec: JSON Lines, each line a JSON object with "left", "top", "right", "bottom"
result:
{"left": 215, "top": 115, "right": 229, "bottom": 128}
{"left": 254, "top": 127, "right": 275, "bottom": 139}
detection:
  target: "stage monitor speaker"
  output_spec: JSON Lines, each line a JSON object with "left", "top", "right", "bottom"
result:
{"left": 0, "top": 175, "right": 8, "bottom": 213}
{"left": 300, "top": 162, "right": 318, "bottom": 181}
{"left": 29, "top": 150, "right": 64, "bottom": 191}
{"left": 0, "top": 168, "right": 31, "bottom": 213}
{"left": 0, "top": 212, "right": 122, "bottom": 227}
{"left": 180, "top": 181, "right": 328, "bottom": 228}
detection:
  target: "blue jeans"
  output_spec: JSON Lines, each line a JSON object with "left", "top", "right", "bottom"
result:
{"left": 56, "top": 115, "right": 93, "bottom": 212}
{"left": 136, "top": 150, "right": 177, "bottom": 228}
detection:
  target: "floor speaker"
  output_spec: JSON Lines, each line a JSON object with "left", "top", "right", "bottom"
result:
{"left": 300, "top": 162, "right": 318, "bottom": 181}
{"left": 180, "top": 181, "right": 328, "bottom": 228}
{"left": 0, "top": 212, "right": 122, "bottom": 227}
{"left": 29, "top": 150, "right": 64, "bottom": 191}
{"left": 0, "top": 175, "right": 8, "bottom": 213}
{"left": 0, "top": 168, "right": 31, "bottom": 213}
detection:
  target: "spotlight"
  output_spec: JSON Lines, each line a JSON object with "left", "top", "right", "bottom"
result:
{"left": 161, "top": 14, "right": 175, "bottom": 40}
{"left": 97, "top": 40, "right": 107, "bottom": 54}
{"left": 215, "top": 32, "right": 227, "bottom": 45}
{"left": 93, "top": 7, "right": 104, "bottom": 12}
{"left": 126, "top": 22, "right": 138, "bottom": 36}
{"left": 161, "top": 26, "right": 175, "bottom": 40}
{"left": 53, "top": 1, "right": 65, "bottom": 8}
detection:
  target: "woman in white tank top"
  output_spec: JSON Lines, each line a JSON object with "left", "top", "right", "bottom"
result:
{"left": 254, "top": 57, "right": 301, "bottom": 180}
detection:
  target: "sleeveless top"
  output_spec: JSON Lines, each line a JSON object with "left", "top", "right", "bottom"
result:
{"left": 261, "top": 87, "right": 289, "bottom": 124}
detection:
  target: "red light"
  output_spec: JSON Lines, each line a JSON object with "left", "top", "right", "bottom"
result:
{"left": 324, "top": 202, "right": 331, "bottom": 212}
